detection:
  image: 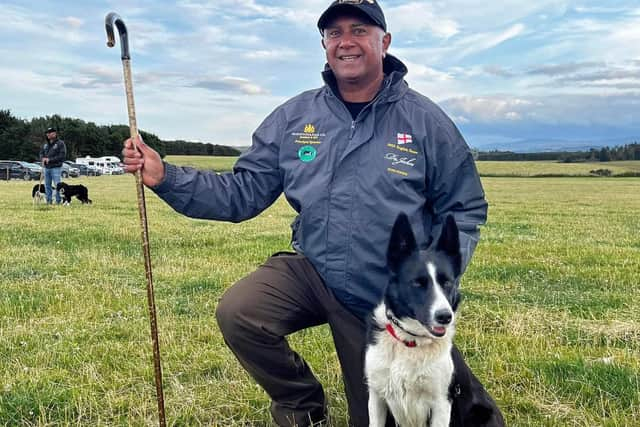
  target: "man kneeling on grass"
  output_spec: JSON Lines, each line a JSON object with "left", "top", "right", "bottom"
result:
{"left": 122, "top": 1, "right": 488, "bottom": 425}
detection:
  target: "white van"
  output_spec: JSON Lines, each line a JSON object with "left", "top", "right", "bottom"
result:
{"left": 76, "top": 156, "right": 123, "bottom": 175}
{"left": 99, "top": 156, "right": 124, "bottom": 175}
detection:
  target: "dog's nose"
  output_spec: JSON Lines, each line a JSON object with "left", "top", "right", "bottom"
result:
{"left": 434, "top": 309, "right": 452, "bottom": 325}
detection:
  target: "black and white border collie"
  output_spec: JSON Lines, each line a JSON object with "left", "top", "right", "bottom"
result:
{"left": 56, "top": 182, "right": 92, "bottom": 205}
{"left": 365, "top": 213, "right": 504, "bottom": 427}
{"left": 32, "top": 183, "right": 46, "bottom": 204}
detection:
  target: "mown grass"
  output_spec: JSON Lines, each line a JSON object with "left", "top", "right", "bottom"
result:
{"left": 164, "top": 156, "right": 237, "bottom": 173}
{"left": 1, "top": 162, "right": 639, "bottom": 426}
{"left": 476, "top": 160, "right": 640, "bottom": 177}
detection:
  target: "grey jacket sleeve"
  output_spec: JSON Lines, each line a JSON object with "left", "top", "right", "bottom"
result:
{"left": 151, "top": 110, "right": 284, "bottom": 222}
{"left": 428, "top": 129, "right": 488, "bottom": 274}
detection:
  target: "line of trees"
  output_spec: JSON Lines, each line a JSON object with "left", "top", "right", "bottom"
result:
{"left": 4, "top": 109, "right": 637, "bottom": 163}
{"left": 582, "top": 145, "right": 640, "bottom": 162}
{"left": 476, "top": 144, "right": 640, "bottom": 162}
{"left": 0, "top": 109, "right": 240, "bottom": 162}
{"left": 164, "top": 140, "right": 241, "bottom": 156}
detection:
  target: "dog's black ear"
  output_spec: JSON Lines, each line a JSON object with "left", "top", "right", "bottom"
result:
{"left": 388, "top": 213, "right": 417, "bottom": 272}
{"left": 436, "top": 215, "right": 460, "bottom": 258}
{"left": 437, "top": 215, "right": 462, "bottom": 278}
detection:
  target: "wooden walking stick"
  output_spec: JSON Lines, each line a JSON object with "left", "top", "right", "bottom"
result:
{"left": 105, "top": 12, "right": 167, "bottom": 427}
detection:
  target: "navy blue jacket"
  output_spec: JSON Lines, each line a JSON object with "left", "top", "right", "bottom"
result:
{"left": 152, "top": 55, "right": 488, "bottom": 319}
{"left": 40, "top": 139, "right": 67, "bottom": 169}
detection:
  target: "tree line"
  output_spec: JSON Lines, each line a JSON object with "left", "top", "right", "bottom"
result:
{"left": 0, "top": 109, "right": 240, "bottom": 162}
{"left": 164, "top": 139, "right": 241, "bottom": 156}
{"left": 4, "top": 109, "right": 637, "bottom": 163}
{"left": 476, "top": 144, "right": 640, "bottom": 162}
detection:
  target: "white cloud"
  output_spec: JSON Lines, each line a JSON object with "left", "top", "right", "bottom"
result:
{"left": 192, "top": 76, "right": 269, "bottom": 95}
{"left": 522, "top": 12, "right": 640, "bottom": 65}
{"left": 399, "top": 60, "right": 467, "bottom": 101}
{"left": 1, "top": 4, "right": 42, "bottom": 34}
{"left": 386, "top": 2, "right": 460, "bottom": 38}
{"left": 0, "top": 4, "right": 90, "bottom": 44}
{"left": 244, "top": 49, "right": 300, "bottom": 61}
{"left": 426, "top": 0, "right": 569, "bottom": 31}
{"left": 177, "top": 0, "right": 322, "bottom": 27}
{"left": 603, "top": 17, "right": 640, "bottom": 59}
{"left": 132, "top": 85, "right": 287, "bottom": 144}
{"left": 444, "top": 96, "right": 536, "bottom": 123}
{"left": 574, "top": 6, "right": 632, "bottom": 14}
{"left": 392, "top": 22, "right": 526, "bottom": 67}
{"left": 443, "top": 93, "right": 640, "bottom": 128}
{"left": 61, "top": 16, "right": 83, "bottom": 29}
{"left": 455, "top": 23, "right": 526, "bottom": 59}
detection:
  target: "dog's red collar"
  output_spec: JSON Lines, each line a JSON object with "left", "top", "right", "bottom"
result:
{"left": 385, "top": 323, "right": 416, "bottom": 348}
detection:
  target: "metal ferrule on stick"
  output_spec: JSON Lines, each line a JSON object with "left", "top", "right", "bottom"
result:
{"left": 105, "top": 12, "right": 166, "bottom": 427}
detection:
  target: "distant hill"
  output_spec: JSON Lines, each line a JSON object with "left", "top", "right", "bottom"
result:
{"left": 470, "top": 137, "right": 638, "bottom": 153}
{"left": 475, "top": 142, "right": 640, "bottom": 163}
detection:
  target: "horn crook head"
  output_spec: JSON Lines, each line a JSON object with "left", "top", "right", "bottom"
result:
{"left": 105, "top": 12, "right": 131, "bottom": 60}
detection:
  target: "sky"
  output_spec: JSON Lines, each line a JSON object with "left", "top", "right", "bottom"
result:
{"left": 1, "top": 0, "right": 639, "bottom": 150}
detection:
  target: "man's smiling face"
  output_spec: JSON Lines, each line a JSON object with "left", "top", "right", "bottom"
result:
{"left": 322, "top": 15, "right": 390, "bottom": 88}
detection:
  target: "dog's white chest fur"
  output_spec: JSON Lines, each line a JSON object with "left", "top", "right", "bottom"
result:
{"left": 365, "top": 305, "right": 454, "bottom": 427}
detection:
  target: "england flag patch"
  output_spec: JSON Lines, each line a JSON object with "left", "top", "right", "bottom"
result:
{"left": 397, "top": 133, "right": 413, "bottom": 145}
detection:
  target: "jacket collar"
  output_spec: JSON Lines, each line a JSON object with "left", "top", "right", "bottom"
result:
{"left": 321, "top": 54, "right": 409, "bottom": 103}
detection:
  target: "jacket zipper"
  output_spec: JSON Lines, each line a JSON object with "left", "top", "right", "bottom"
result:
{"left": 324, "top": 77, "right": 393, "bottom": 284}
{"left": 332, "top": 77, "right": 392, "bottom": 179}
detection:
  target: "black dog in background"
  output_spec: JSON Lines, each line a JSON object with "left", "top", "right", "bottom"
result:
{"left": 56, "top": 182, "right": 92, "bottom": 205}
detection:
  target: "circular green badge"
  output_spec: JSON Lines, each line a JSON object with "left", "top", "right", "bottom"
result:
{"left": 298, "top": 145, "right": 317, "bottom": 163}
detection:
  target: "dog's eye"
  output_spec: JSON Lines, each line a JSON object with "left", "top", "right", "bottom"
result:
{"left": 440, "top": 281, "right": 455, "bottom": 291}
{"left": 437, "top": 274, "right": 453, "bottom": 287}
{"left": 413, "top": 278, "right": 428, "bottom": 288}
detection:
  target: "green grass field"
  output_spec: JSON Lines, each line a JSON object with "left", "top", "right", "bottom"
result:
{"left": 476, "top": 160, "right": 640, "bottom": 177}
{"left": 164, "top": 156, "right": 237, "bottom": 173}
{"left": 164, "top": 155, "right": 640, "bottom": 178}
{"left": 1, "top": 160, "right": 639, "bottom": 426}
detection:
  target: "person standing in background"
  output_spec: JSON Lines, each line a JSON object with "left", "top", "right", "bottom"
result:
{"left": 40, "top": 127, "right": 66, "bottom": 205}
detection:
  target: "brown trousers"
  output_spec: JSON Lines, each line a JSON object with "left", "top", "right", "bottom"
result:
{"left": 215, "top": 252, "right": 378, "bottom": 426}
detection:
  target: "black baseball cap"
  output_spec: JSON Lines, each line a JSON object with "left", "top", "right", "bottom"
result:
{"left": 45, "top": 127, "right": 57, "bottom": 133}
{"left": 318, "top": 0, "right": 387, "bottom": 33}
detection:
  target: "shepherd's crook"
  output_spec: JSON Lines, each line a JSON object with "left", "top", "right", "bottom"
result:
{"left": 105, "top": 12, "right": 166, "bottom": 427}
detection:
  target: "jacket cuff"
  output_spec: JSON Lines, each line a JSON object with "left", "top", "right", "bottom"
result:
{"left": 150, "top": 161, "right": 176, "bottom": 194}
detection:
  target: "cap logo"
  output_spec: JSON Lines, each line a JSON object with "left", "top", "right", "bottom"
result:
{"left": 337, "top": 0, "right": 375, "bottom": 4}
